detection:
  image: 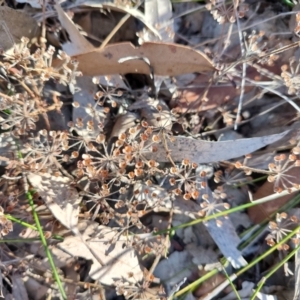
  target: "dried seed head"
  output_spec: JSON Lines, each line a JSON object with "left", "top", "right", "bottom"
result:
{"left": 216, "top": 220, "right": 223, "bottom": 227}
{"left": 292, "top": 146, "right": 300, "bottom": 155}
{"left": 134, "top": 168, "right": 143, "bottom": 176}
{"left": 140, "top": 133, "right": 149, "bottom": 141}
{"left": 115, "top": 140, "right": 124, "bottom": 147}
{"left": 169, "top": 178, "right": 176, "bottom": 186}
{"left": 200, "top": 181, "right": 207, "bottom": 189}
{"left": 129, "top": 127, "right": 137, "bottom": 135}
{"left": 118, "top": 133, "right": 127, "bottom": 141}
{"left": 200, "top": 171, "right": 207, "bottom": 178}
{"left": 191, "top": 190, "right": 199, "bottom": 199}
{"left": 182, "top": 159, "right": 190, "bottom": 166}
{"left": 113, "top": 149, "right": 121, "bottom": 157}
{"left": 135, "top": 161, "right": 144, "bottom": 168}
{"left": 274, "top": 186, "right": 283, "bottom": 193}
{"left": 202, "top": 194, "right": 209, "bottom": 201}
{"left": 123, "top": 145, "right": 132, "bottom": 154}
{"left": 151, "top": 145, "right": 158, "bottom": 153}
{"left": 96, "top": 134, "right": 105, "bottom": 143}
{"left": 119, "top": 187, "right": 127, "bottom": 194}
{"left": 170, "top": 167, "right": 178, "bottom": 174}
{"left": 152, "top": 134, "right": 160, "bottom": 143}
{"left": 235, "top": 161, "right": 243, "bottom": 169}
{"left": 148, "top": 160, "right": 158, "bottom": 168}
{"left": 174, "top": 188, "right": 182, "bottom": 195}
{"left": 223, "top": 203, "right": 230, "bottom": 209}
{"left": 267, "top": 175, "right": 275, "bottom": 183}
{"left": 128, "top": 171, "right": 135, "bottom": 179}
{"left": 141, "top": 121, "right": 148, "bottom": 128}
{"left": 145, "top": 180, "right": 152, "bottom": 186}
{"left": 145, "top": 127, "right": 153, "bottom": 136}
{"left": 183, "top": 193, "right": 192, "bottom": 200}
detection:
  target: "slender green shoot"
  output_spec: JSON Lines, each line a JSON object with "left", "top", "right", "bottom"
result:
{"left": 174, "top": 259, "right": 229, "bottom": 298}
{"left": 283, "top": 0, "right": 296, "bottom": 8}
{"left": 251, "top": 243, "right": 300, "bottom": 300}
{"left": 236, "top": 225, "right": 300, "bottom": 275}
{"left": 16, "top": 147, "right": 67, "bottom": 299}
{"left": 157, "top": 188, "right": 300, "bottom": 235}
{"left": 222, "top": 264, "right": 241, "bottom": 300}
{"left": 25, "top": 189, "right": 67, "bottom": 299}
{"left": 232, "top": 175, "right": 268, "bottom": 188}
{"left": 5, "top": 214, "right": 64, "bottom": 241}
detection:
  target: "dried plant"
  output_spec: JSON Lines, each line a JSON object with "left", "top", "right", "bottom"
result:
{"left": 206, "top": 0, "right": 248, "bottom": 24}
{"left": 1, "top": 0, "right": 300, "bottom": 297}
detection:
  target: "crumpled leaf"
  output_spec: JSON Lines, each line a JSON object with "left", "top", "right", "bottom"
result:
{"left": 27, "top": 173, "right": 81, "bottom": 233}
{"left": 56, "top": 224, "right": 143, "bottom": 285}
{"left": 146, "top": 130, "right": 290, "bottom": 164}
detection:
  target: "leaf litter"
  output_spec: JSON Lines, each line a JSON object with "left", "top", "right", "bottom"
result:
{"left": 0, "top": 0, "right": 300, "bottom": 299}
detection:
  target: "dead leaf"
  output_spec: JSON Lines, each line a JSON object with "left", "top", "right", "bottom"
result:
{"left": 220, "top": 281, "right": 254, "bottom": 300}
{"left": 12, "top": 275, "right": 29, "bottom": 300}
{"left": 56, "top": 224, "right": 143, "bottom": 285}
{"left": 23, "top": 277, "right": 48, "bottom": 300}
{"left": 153, "top": 250, "right": 193, "bottom": 295}
{"left": 186, "top": 244, "right": 220, "bottom": 271}
{"left": 14, "top": 0, "right": 45, "bottom": 8}
{"left": 170, "top": 64, "right": 282, "bottom": 113}
{"left": 194, "top": 271, "right": 229, "bottom": 298}
{"left": 56, "top": 42, "right": 214, "bottom": 76}
{"left": 134, "top": 182, "right": 172, "bottom": 209}
{"left": 72, "top": 75, "right": 100, "bottom": 137}
{"left": 27, "top": 173, "right": 81, "bottom": 232}
{"left": 110, "top": 112, "right": 139, "bottom": 140}
{"left": 193, "top": 177, "right": 247, "bottom": 268}
{"left": 129, "top": 96, "right": 174, "bottom": 130}
{"left": 93, "top": 74, "right": 128, "bottom": 89}
{"left": 294, "top": 246, "right": 300, "bottom": 300}
{"left": 81, "top": 2, "right": 161, "bottom": 39}
{"left": 143, "top": 0, "right": 174, "bottom": 43}
{"left": 145, "top": 0, "right": 172, "bottom": 27}
{"left": 248, "top": 167, "right": 300, "bottom": 224}
{"left": 55, "top": 4, "right": 95, "bottom": 56}
{"left": 74, "top": 9, "right": 137, "bottom": 46}
{"left": 0, "top": 6, "right": 39, "bottom": 51}
{"left": 146, "top": 130, "right": 290, "bottom": 164}
{"left": 205, "top": 218, "right": 247, "bottom": 268}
